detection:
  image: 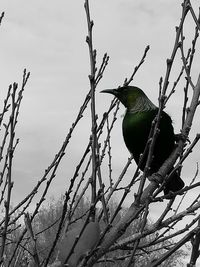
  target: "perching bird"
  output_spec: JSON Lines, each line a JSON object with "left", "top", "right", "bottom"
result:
{"left": 101, "top": 86, "right": 184, "bottom": 195}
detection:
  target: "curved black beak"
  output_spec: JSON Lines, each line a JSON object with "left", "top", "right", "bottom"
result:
{"left": 100, "top": 89, "right": 118, "bottom": 96}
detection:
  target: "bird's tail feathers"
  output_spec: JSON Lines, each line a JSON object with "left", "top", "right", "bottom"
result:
{"left": 163, "top": 171, "right": 184, "bottom": 195}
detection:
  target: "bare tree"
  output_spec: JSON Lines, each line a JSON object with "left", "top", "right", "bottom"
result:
{"left": 0, "top": 0, "right": 200, "bottom": 266}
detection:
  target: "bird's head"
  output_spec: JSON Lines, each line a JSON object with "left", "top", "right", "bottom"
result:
{"left": 101, "top": 86, "right": 147, "bottom": 109}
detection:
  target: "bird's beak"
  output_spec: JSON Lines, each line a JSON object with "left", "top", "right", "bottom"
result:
{"left": 100, "top": 89, "right": 118, "bottom": 96}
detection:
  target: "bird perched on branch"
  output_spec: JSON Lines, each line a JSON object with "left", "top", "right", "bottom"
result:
{"left": 101, "top": 86, "right": 184, "bottom": 195}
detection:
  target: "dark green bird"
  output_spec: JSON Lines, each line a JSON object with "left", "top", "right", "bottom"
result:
{"left": 102, "top": 86, "right": 184, "bottom": 195}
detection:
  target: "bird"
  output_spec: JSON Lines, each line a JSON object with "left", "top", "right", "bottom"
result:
{"left": 101, "top": 86, "right": 184, "bottom": 195}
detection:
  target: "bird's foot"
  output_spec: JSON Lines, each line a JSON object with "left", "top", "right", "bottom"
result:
{"left": 148, "top": 173, "right": 163, "bottom": 185}
{"left": 175, "top": 133, "right": 190, "bottom": 144}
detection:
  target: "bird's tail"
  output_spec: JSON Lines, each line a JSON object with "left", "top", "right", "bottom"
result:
{"left": 163, "top": 171, "right": 185, "bottom": 195}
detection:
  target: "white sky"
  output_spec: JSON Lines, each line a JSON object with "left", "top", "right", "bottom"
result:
{"left": 0, "top": 0, "right": 200, "bottom": 263}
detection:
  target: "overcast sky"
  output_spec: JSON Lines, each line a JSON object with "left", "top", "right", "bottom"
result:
{"left": 0, "top": 1, "right": 200, "bottom": 256}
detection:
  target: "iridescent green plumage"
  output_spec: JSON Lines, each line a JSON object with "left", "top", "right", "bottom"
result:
{"left": 102, "top": 86, "right": 184, "bottom": 195}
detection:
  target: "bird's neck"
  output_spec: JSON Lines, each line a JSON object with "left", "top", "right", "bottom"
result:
{"left": 128, "top": 96, "right": 157, "bottom": 113}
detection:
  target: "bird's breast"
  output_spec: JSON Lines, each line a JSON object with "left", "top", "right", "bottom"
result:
{"left": 122, "top": 110, "right": 176, "bottom": 172}
{"left": 122, "top": 111, "right": 154, "bottom": 163}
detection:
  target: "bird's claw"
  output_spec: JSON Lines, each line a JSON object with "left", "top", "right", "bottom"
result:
{"left": 175, "top": 133, "right": 190, "bottom": 144}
